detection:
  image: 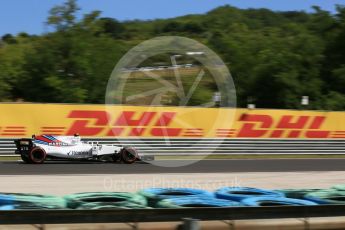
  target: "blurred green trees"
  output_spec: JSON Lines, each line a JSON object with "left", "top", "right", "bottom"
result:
{"left": 0, "top": 0, "right": 345, "bottom": 110}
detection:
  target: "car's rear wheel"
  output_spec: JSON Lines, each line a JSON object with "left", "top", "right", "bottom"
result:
{"left": 28, "top": 147, "right": 46, "bottom": 164}
{"left": 121, "top": 147, "right": 138, "bottom": 164}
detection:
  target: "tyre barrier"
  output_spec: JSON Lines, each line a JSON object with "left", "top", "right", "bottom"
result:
{"left": 2, "top": 186, "right": 345, "bottom": 210}
{"left": 2, "top": 193, "right": 66, "bottom": 209}
{"left": 77, "top": 202, "right": 149, "bottom": 210}
{"left": 276, "top": 189, "right": 321, "bottom": 199}
{"left": 331, "top": 184, "right": 345, "bottom": 191}
{"left": 0, "top": 194, "right": 14, "bottom": 206}
{"left": 304, "top": 189, "right": 345, "bottom": 204}
{"left": 138, "top": 188, "right": 213, "bottom": 207}
{"left": 241, "top": 197, "right": 318, "bottom": 206}
{"left": 215, "top": 187, "right": 284, "bottom": 202}
{"left": 157, "top": 197, "right": 242, "bottom": 208}
{"left": 64, "top": 192, "right": 147, "bottom": 209}
{"left": 0, "top": 205, "right": 14, "bottom": 210}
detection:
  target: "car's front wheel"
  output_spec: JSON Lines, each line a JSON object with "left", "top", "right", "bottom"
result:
{"left": 121, "top": 147, "right": 138, "bottom": 164}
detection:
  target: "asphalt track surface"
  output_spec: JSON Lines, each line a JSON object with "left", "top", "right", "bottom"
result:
{"left": 0, "top": 159, "right": 345, "bottom": 175}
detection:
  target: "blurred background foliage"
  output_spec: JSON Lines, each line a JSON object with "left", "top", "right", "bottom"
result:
{"left": 1, "top": 0, "right": 345, "bottom": 110}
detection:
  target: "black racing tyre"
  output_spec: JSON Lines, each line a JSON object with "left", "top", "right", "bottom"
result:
{"left": 121, "top": 147, "right": 138, "bottom": 164}
{"left": 20, "top": 154, "right": 31, "bottom": 164}
{"left": 28, "top": 147, "right": 46, "bottom": 164}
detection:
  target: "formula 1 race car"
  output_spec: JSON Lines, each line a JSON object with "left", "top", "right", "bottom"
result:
{"left": 14, "top": 134, "right": 139, "bottom": 164}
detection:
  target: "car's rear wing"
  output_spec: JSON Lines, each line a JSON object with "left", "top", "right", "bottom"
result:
{"left": 14, "top": 138, "right": 34, "bottom": 154}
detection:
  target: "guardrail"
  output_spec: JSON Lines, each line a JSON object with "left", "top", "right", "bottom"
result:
{"left": 1, "top": 205, "right": 345, "bottom": 228}
{"left": 1, "top": 138, "right": 345, "bottom": 155}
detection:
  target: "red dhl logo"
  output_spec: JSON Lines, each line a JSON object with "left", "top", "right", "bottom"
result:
{"left": 236, "top": 114, "right": 330, "bottom": 138}
{"left": 66, "top": 110, "right": 187, "bottom": 137}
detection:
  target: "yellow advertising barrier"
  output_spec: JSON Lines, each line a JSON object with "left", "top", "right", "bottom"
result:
{"left": 0, "top": 103, "right": 344, "bottom": 139}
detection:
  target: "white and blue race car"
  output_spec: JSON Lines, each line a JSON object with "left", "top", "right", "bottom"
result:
{"left": 14, "top": 134, "right": 139, "bottom": 164}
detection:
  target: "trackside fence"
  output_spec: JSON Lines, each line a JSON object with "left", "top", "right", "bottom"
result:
{"left": 1, "top": 138, "right": 345, "bottom": 155}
